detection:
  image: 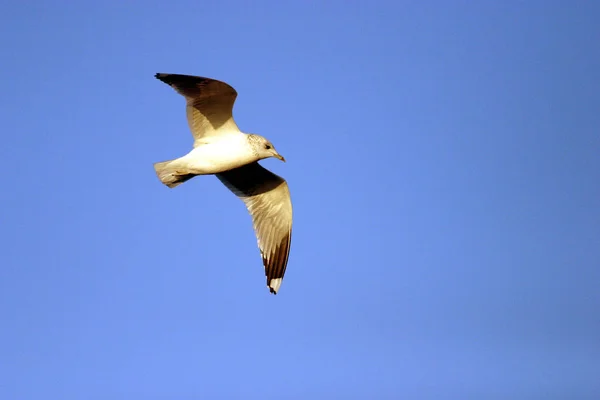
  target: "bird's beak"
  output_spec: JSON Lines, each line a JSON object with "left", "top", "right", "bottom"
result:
{"left": 275, "top": 153, "right": 286, "bottom": 162}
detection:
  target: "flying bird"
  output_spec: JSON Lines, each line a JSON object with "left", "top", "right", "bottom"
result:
{"left": 153, "top": 73, "right": 292, "bottom": 294}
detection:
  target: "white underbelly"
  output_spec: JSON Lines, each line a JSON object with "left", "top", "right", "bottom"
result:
{"left": 183, "top": 137, "right": 255, "bottom": 174}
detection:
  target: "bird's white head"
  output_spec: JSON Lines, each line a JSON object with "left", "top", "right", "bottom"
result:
{"left": 248, "top": 134, "right": 286, "bottom": 162}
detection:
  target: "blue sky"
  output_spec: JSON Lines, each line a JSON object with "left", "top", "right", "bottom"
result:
{"left": 1, "top": 1, "right": 599, "bottom": 398}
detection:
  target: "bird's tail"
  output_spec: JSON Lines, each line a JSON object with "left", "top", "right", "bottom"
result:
{"left": 153, "top": 159, "right": 195, "bottom": 188}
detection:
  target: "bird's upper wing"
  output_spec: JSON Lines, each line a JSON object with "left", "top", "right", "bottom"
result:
{"left": 155, "top": 73, "right": 240, "bottom": 146}
{"left": 216, "top": 162, "right": 293, "bottom": 294}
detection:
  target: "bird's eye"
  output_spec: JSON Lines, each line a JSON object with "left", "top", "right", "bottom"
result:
{"left": 265, "top": 144, "right": 271, "bottom": 150}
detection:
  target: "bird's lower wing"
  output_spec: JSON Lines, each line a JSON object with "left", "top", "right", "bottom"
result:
{"left": 216, "top": 162, "right": 293, "bottom": 294}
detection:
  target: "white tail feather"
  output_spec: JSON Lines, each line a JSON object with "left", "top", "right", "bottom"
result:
{"left": 153, "top": 159, "right": 194, "bottom": 188}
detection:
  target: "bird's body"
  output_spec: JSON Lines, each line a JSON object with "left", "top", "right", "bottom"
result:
{"left": 152, "top": 73, "right": 293, "bottom": 294}
{"left": 155, "top": 133, "right": 258, "bottom": 184}
{"left": 186, "top": 134, "right": 253, "bottom": 174}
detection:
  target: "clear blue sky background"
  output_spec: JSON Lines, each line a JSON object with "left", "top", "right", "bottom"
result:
{"left": 1, "top": 1, "right": 599, "bottom": 398}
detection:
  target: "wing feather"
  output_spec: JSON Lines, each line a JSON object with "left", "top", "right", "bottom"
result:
{"left": 155, "top": 73, "right": 240, "bottom": 145}
{"left": 216, "top": 162, "right": 293, "bottom": 294}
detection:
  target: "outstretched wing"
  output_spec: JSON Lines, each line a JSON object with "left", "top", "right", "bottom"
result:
{"left": 155, "top": 73, "right": 240, "bottom": 146}
{"left": 216, "top": 162, "right": 293, "bottom": 294}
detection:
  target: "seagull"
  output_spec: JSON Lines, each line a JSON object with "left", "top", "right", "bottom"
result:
{"left": 153, "top": 73, "right": 292, "bottom": 294}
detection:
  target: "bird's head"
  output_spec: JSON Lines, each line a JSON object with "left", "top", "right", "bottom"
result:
{"left": 250, "top": 135, "right": 286, "bottom": 162}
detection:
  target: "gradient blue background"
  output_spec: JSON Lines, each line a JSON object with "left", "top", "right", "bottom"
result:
{"left": 1, "top": 1, "right": 599, "bottom": 398}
